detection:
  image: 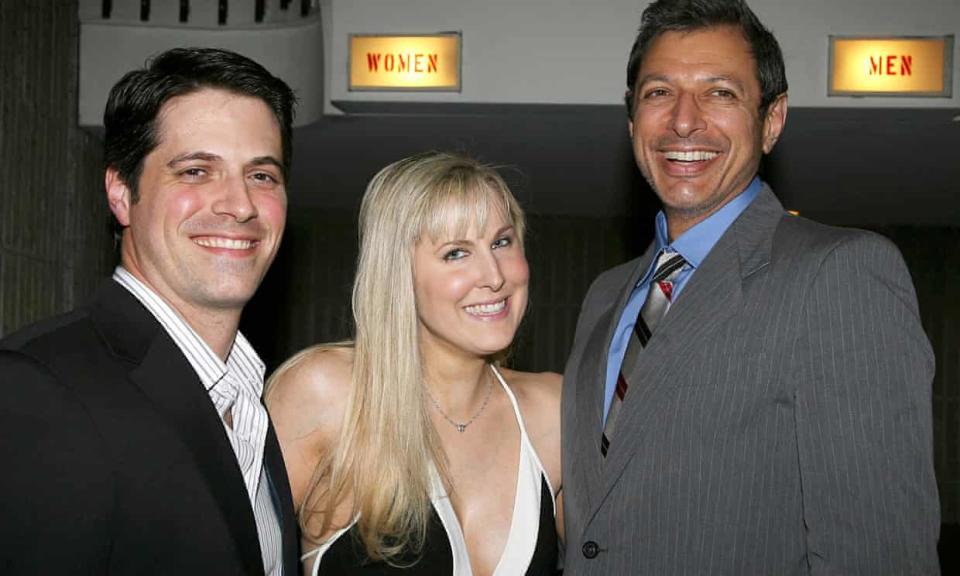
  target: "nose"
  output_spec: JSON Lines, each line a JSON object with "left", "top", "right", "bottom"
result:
{"left": 668, "top": 92, "right": 706, "bottom": 138}
{"left": 479, "top": 251, "right": 505, "bottom": 292}
{"left": 212, "top": 174, "right": 258, "bottom": 222}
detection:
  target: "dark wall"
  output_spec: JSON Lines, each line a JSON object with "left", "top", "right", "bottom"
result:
{"left": 290, "top": 107, "right": 960, "bottom": 227}
{"left": 244, "top": 208, "right": 649, "bottom": 373}
{"left": 0, "top": 0, "right": 112, "bottom": 337}
{"left": 876, "top": 227, "right": 960, "bottom": 526}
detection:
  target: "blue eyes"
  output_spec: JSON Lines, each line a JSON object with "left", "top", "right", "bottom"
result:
{"left": 443, "top": 248, "right": 468, "bottom": 261}
{"left": 442, "top": 236, "right": 513, "bottom": 261}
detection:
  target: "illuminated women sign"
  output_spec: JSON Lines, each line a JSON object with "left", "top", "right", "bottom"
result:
{"left": 349, "top": 33, "right": 461, "bottom": 91}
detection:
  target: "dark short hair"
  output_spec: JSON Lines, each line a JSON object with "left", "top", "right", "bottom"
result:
{"left": 624, "top": 0, "right": 787, "bottom": 117}
{"left": 104, "top": 47, "right": 297, "bottom": 200}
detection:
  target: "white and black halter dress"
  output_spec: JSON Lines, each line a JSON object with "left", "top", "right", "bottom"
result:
{"left": 301, "top": 365, "right": 558, "bottom": 575}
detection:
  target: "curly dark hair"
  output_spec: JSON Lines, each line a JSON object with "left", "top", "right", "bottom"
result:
{"left": 624, "top": 0, "right": 787, "bottom": 118}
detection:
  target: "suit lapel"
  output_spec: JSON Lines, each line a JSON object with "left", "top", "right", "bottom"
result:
{"left": 571, "top": 307, "right": 614, "bottom": 513}
{"left": 264, "top": 423, "right": 300, "bottom": 574}
{"left": 90, "top": 282, "right": 266, "bottom": 576}
{"left": 595, "top": 187, "right": 784, "bottom": 503}
{"left": 572, "top": 245, "right": 657, "bottom": 518}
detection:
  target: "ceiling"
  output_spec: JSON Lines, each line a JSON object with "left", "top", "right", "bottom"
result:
{"left": 289, "top": 105, "right": 960, "bottom": 227}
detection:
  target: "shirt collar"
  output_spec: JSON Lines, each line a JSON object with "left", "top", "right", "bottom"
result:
{"left": 653, "top": 176, "right": 762, "bottom": 269}
{"left": 112, "top": 266, "right": 265, "bottom": 393}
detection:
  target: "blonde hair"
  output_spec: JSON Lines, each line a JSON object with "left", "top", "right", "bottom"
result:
{"left": 282, "top": 151, "right": 526, "bottom": 563}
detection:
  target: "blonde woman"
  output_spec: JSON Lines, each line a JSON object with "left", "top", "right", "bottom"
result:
{"left": 266, "top": 152, "right": 562, "bottom": 575}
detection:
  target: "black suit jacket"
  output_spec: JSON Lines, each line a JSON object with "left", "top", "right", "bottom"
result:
{"left": 0, "top": 280, "right": 300, "bottom": 575}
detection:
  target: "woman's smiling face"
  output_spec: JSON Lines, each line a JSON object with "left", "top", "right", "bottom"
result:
{"left": 413, "top": 199, "right": 529, "bottom": 361}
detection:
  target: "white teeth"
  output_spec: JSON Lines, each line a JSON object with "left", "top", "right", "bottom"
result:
{"left": 465, "top": 300, "right": 506, "bottom": 315}
{"left": 194, "top": 237, "right": 254, "bottom": 250}
{"left": 663, "top": 150, "right": 719, "bottom": 161}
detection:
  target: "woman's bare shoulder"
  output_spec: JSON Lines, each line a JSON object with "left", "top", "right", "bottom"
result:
{"left": 498, "top": 366, "right": 563, "bottom": 492}
{"left": 497, "top": 367, "right": 561, "bottom": 432}
{"left": 265, "top": 345, "right": 355, "bottom": 509}
{"left": 498, "top": 367, "right": 562, "bottom": 407}
{"left": 266, "top": 344, "right": 354, "bottom": 441}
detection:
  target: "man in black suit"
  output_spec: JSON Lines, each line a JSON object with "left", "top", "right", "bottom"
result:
{"left": 0, "top": 48, "right": 299, "bottom": 574}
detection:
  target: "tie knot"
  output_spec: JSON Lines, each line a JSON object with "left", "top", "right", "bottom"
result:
{"left": 652, "top": 251, "right": 686, "bottom": 283}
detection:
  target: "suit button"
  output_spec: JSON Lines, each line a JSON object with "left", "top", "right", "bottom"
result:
{"left": 582, "top": 540, "right": 600, "bottom": 559}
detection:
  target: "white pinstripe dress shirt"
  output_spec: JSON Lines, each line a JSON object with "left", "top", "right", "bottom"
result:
{"left": 114, "top": 267, "right": 283, "bottom": 575}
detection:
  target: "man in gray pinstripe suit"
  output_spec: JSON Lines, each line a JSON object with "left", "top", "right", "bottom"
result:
{"left": 561, "top": 1, "right": 940, "bottom": 573}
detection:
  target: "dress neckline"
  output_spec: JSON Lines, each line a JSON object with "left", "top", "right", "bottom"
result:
{"left": 430, "top": 364, "right": 554, "bottom": 576}
{"left": 302, "top": 364, "right": 554, "bottom": 576}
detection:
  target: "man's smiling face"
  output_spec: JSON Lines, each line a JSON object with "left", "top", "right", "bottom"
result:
{"left": 629, "top": 25, "right": 786, "bottom": 239}
{"left": 108, "top": 88, "right": 287, "bottom": 320}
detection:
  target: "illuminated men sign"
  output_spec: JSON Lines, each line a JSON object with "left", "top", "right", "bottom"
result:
{"left": 829, "top": 36, "right": 953, "bottom": 97}
{"left": 349, "top": 33, "right": 461, "bottom": 91}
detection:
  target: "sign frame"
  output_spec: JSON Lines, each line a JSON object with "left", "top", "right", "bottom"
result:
{"left": 348, "top": 32, "right": 462, "bottom": 92}
{"left": 827, "top": 34, "right": 954, "bottom": 98}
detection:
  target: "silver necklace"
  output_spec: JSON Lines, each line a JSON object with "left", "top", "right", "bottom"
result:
{"left": 427, "top": 374, "right": 494, "bottom": 433}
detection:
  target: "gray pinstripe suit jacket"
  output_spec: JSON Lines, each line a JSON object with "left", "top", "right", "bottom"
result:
{"left": 561, "top": 185, "right": 939, "bottom": 575}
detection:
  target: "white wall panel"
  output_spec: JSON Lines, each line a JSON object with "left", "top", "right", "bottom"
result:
{"left": 326, "top": 0, "right": 959, "bottom": 111}
{"left": 79, "top": 16, "right": 324, "bottom": 126}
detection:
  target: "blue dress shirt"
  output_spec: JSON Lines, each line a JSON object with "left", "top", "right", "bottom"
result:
{"left": 601, "top": 178, "right": 763, "bottom": 424}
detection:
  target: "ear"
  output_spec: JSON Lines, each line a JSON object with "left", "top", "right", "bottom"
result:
{"left": 761, "top": 93, "right": 788, "bottom": 154}
{"left": 628, "top": 117, "right": 635, "bottom": 140}
{"left": 105, "top": 167, "right": 132, "bottom": 227}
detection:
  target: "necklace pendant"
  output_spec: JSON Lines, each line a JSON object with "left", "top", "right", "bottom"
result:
{"left": 456, "top": 424, "right": 466, "bottom": 433}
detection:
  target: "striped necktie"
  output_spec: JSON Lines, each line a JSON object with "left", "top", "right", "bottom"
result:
{"left": 601, "top": 251, "right": 687, "bottom": 457}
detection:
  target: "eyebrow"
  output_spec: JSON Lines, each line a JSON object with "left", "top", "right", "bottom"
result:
{"left": 167, "top": 151, "right": 221, "bottom": 168}
{"left": 705, "top": 75, "right": 746, "bottom": 92}
{"left": 636, "top": 74, "right": 747, "bottom": 92}
{"left": 636, "top": 74, "right": 670, "bottom": 88}
{"left": 435, "top": 225, "right": 515, "bottom": 248}
{"left": 249, "top": 156, "right": 284, "bottom": 170}
{"left": 166, "top": 152, "right": 284, "bottom": 171}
